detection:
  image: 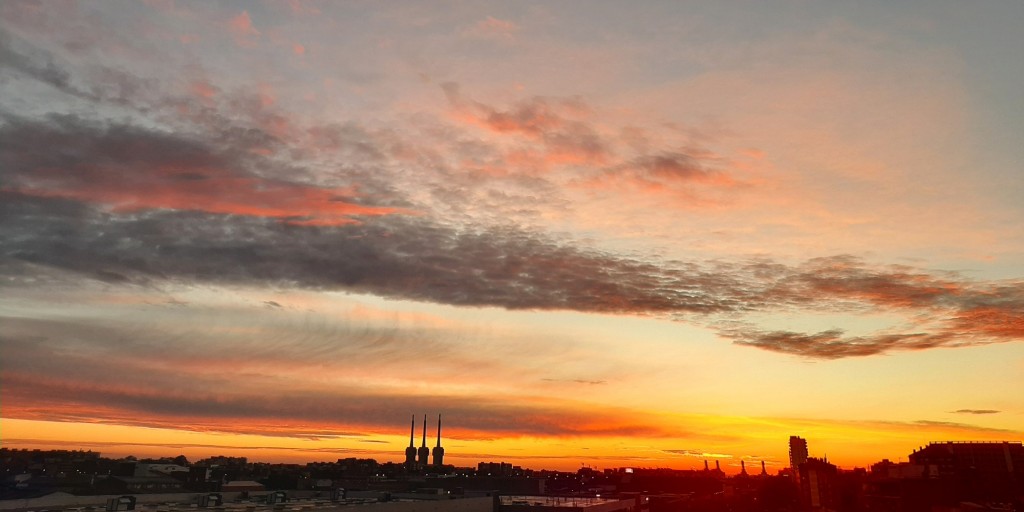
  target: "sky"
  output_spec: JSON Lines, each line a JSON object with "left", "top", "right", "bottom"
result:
{"left": 1, "top": 0, "right": 1023, "bottom": 473}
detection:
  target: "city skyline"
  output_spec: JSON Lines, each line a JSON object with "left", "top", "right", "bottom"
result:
{"left": 1, "top": 1, "right": 1023, "bottom": 473}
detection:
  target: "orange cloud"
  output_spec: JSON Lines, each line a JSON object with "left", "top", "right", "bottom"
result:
{"left": 21, "top": 167, "right": 400, "bottom": 226}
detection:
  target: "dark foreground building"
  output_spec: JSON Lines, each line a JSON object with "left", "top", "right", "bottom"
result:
{"left": 865, "top": 441, "right": 1023, "bottom": 512}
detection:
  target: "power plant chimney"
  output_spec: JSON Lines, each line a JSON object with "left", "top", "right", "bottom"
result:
{"left": 417, "top": 414, "right": 430, "bottom": 467}
{"left": 432, "top": 414, "right": 445, "bottom": 466}
{"left": 404, "top": 415, "right": 417, "bottom": 470}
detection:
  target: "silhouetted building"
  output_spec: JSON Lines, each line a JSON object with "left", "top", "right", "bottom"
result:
{"left": 432, "top": 415, "right": 445, "bottom": 467}
{"left": 799, "top": 457, "right": 837, "bottom": 511}
{"left": 907, "top": 441, "right": 1024, "bottom": 502}
{"left": 479, "top": 462, "right": 515, "bottom": 477}
{"left": 790, "top": 436, "right": 809, "bottom": 471}
{"left": 405, "top": 415, "right": 418, "bottom": 471}
{"left": 417, "top": 415, "right": 430, "bottom": 469}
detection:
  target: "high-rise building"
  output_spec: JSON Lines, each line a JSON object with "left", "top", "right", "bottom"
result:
{"left": 432, "top": 415, "right": 445, "bottom": 466}
{"left": 789, "top": 436, "right": 809, "bottom": 470}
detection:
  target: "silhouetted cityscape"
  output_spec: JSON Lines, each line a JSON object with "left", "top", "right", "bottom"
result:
{"left": 3, "top": 421, "right": 1022, "bottom": 512}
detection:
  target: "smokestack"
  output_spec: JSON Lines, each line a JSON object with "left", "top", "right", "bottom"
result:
{"left": 432, "top": 414, "right": 445, "bottom": 467}
{"left": 421, "top": 414, "right": 427, "bottom": 447}
{"left": 417, "top": 414, "right": 430, "bottom": 467}
{"left": 404, "top": 415, "right": 418, "bottom": 470}
{"left": 436, "top": 415, "right": 442, "bottom": 447}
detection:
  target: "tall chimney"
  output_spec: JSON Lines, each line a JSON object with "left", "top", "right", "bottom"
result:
{"left": 404, "top": 415, "right": 417, "bottom": 470}
{"left": 432, "top": 414, "right": 445, "bottom": 467}
{"left": 417, "top": 414, "right": 430, "bottom": 467}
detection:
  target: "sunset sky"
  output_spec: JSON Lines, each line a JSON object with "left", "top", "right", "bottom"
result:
{"left": 1, "top": 1, "right": 1022, "bottom": 473}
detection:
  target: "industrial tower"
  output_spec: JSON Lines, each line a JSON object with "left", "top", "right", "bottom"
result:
{"left": 417, "top": 414, "right": 430, "bottom": 468}
{"left": 432, "top": 414, "right": 445, "bottom": 466}
{"left": 404, "top": 415, "right": 417, "bottom": 470}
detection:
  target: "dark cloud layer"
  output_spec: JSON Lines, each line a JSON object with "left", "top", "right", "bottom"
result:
{"left": 4, "top": 187, "right": 1023, "bottom": 359}
{"left": 0, "top": 190, "right": 734, "bottom": 313}
{"left": 0, "top": 114, "right": 403, "bottom": 225}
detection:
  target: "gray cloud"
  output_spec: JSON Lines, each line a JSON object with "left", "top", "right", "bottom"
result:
{"left": 911, "top": 420, "right": 1014, "bottom": 433}
{"left": 0, "top": 30, "right": 74, "bottom": 92}
{"left": 4, "top": 188, "right": 1024, "bottom": 359}
{"left": 951, "top": 409, "right": 1000, "bottom": 415}
{"left": 721, "top": 328, "right": 954, "bottom": 360}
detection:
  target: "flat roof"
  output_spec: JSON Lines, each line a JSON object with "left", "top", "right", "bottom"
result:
{"left": 499, "top": 496, "right": 619, "bottom": 508}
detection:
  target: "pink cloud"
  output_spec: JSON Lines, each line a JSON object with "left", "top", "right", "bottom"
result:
{"left": 227, "top": 10, "right": 260, "bottom": 47}
{"left": 463, "top": 16, "right": 519, "bottom": 40}
{"left": 190, "top": 79, "right": 218, "bottom": 103}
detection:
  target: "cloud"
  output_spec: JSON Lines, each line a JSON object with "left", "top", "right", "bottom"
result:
{"left": 542, "top": 378, "right": 607, "bottom": 385}
{"left": 0, "top": 358, "right": 673, "bottom": 440}
{"left": 910, "top": 420, "right": 1014, "bottom": 433}
{"left": 722, "top": 328, "right": 953, "bottom": 360}
{"left": 2, "top": 23, "right": 1022, "bottom": 362}
{"left": 3, "top": 189, "right": 1023, "bottom": 360}
{"left": 0, "top": 114, "right": 406, "bottom": 226}
{"left": 440, "top": 84, "right": 740, "bottom": 203}
{"left": 664, "top": 449, "right": 732, "bottom": 459}
{"left": 463, "top": 16, "right": 519, "bottom": 41}
{"left": 227, "top": 11, "right": 260, "bottom": 47}
{"left": 951, "top": 409, "right": 1000, "bottom": 415}
{"left": 0, "top": 193, "right": 740, "bottom": 314}
{"left": 0, "top": 30, "right": 73, "bottom": 91}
